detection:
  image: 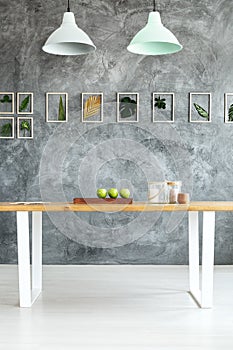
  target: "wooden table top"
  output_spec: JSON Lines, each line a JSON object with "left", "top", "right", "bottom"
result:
{"left": 0, "top": 201, "right": 233, "bottom": 212}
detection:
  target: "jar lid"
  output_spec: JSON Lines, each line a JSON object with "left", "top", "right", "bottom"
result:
{"left": 167, "top": 181, "right": 182, "bottom": 186}
{"left": 148, "top": 181, "right": 166, "bottom": 185}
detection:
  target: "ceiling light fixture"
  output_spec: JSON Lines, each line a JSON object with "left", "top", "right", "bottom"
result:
{"left": 127, "top": 0, "right": 182, "bottom": 55}
{"left": 42, "top": 0, "right": 96, "bottom": 56}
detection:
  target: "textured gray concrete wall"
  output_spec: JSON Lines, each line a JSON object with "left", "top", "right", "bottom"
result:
{"left": 0, "top": 0, "right": 233, "bottom": 264}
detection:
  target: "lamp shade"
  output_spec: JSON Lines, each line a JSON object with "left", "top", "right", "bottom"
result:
{"left": 42, "top": 12, "right": 96, "bottom": 55}
{"left": 127, "top": 11, "right": 182, "bottom": 55}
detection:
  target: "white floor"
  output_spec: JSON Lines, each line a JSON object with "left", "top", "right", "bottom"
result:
{"left": 0, "top": 266, "right": 233, "bottom": 350}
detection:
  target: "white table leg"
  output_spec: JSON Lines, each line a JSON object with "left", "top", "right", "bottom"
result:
{"left": 17, "top": 211, "right": 31, "bottom": 307}
{"left": 32, "top": 211, "right": 42, "bottom": 303}
{"left": 188, "top": 211, "right": 216, "bottom": 308}
{"left": 17, "top": 211, "right": 43, "bottom": 307}
{"left": 188, "top": 211, "right": 201, "bottom": 303}
{"left": 201, "top": 211, "right": 215, "bottom": 308}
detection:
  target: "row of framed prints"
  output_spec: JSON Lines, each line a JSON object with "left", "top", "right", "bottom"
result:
{"left": 2, "top": 91, "right": 233, "bottom": 124}
{"left": 0, "top": 117, "right": 33, "bottom": 139}
{"left": 0, "top": 92, "right": 33, "bottom": 139}
{"left": 0, "top": 92, "right": 33, "bottom": 115}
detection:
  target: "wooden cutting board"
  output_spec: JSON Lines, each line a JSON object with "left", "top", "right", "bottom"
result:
{"left": 73, "top": 198, "right": 133, "bottom": 204}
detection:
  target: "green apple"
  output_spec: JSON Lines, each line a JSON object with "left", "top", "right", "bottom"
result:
{"left": 108, "top": 188, "right": 118, "bottom": 199}
{"left": 120, "top": 188, "right": 130, "bottom": 199}
{"left": 97, "top": 188, "right": 107, "bottom": 199}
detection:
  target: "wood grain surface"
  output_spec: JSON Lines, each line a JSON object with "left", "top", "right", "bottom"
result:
{"left": 0, "top": 202, "right": 233, "bottom": 212}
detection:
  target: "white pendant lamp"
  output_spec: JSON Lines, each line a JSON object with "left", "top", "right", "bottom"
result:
{"left": 127, "top": 1, "right": 182, "bottom": 55}
{"left": 42, "top": 0, "right": 96, "bottom": 56}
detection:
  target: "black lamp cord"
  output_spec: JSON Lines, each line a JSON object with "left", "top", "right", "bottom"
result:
{"left": 68, "top": 0, "right": 155, "bottom": 13}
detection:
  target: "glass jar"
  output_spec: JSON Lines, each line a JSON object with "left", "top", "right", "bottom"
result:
{"left": 167, "top": 181, "right": 182, "bottom": 204}
{"left": 148, "top": 181, "right": 168, "bottom": 204}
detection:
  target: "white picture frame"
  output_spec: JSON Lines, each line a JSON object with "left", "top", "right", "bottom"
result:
{"left": 0, "top": 117, "right": 15, "bottom": 139}
{"left": 17, "top": 92, "right": 34, "bottom": 115}
{"left": 224, "top": 93, "right": 233, "bottom": 123}
{"left": 46, "top": 92, "right": 68, "bottom": 123}
{"left": 0, "top": 92, "right": 14, "bottom": 115}
{"left": 117, "top": 92, "right": 139, "bottom": 123}
{"left": 152, "top": 92, "right": 175, "bottom": 123}
{"left": 81, "top": 93, "right": 103, "bottom": 123}
{"left": 189, "top": 92, "right": 212, "bottom": 123}
{"left": 17, "top": 117, "right": 33, "bottom": 139}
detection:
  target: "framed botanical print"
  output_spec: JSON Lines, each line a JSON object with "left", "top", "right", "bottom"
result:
{"left": 153, "top": 92, "right": 174, "bottom": 123}
{"left": 189, "top": 92, "right": 211, "bottom": 123}
{"left": 0, "top": 117, "right": 15, "bottom": 139}
{"left": 46, "top": 92, "right": 68, "bottom": 122}
{"left": 117, "top": 93, "right": 139, "bottom": 123}
{"left": 17, "top": 92, "right": 33, "bottom": 114}
{"left": 81, "top": 93, "right": 103, "bottom": 123}
{"left": 224, "top": 93, "right": 233, "bottom": 123}
{"left": 17, "top": 117, "right": 33, "bottom": 139}
{"left": 0, "top": 92, "right": 14, "bottom": 115}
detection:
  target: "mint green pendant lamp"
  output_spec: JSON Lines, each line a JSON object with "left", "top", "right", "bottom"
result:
{"left": 127, "top": 1, "right": 182, "bottom": 55}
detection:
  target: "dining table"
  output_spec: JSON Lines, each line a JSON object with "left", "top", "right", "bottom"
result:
{"left": 0, "top": 201, "right": 231, "bottom": 308}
